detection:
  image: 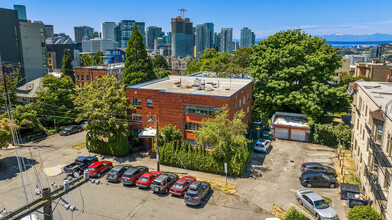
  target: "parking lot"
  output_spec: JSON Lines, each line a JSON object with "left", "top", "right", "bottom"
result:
{"left": 0, "top": 134, "right": 349, "bottom": 219}
{"left": 236, "top": 139, "right": 348, "bottom": 219}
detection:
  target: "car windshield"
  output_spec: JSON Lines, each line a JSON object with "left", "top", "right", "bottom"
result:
{"left": 186, "top": 192, "right": 197, "bottom": 197}
{"left": 123, "top": 174, "right": 132, "bottom": 178}
{"left": 173, "top": 182, "right": 185, "bottom": 189}
{"left": 87, "top": 168, "right": 96, "bottom": 171}
{"left": 108, "top": 170, "right": 117, "bottom": 174}
{"left": 152, "top": 180, "right": 161, "bottom": 186}
{"left": 314, "top": 200, "right": 330, "bottom": 209}
{"left": 64, "top": 126, "right": 73, "bottom": 130}
{"left": 139, "top": 176, "right": 148, "bottom": 182}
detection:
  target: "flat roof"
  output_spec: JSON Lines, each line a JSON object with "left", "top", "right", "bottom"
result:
{"left": 271, "top": 112, "right": 309, "bottom": 128}
{"left": 356, "top": 81, "right": 392, "bottom": 119}
{"left": 126, "top": 75, "right": 253, "bottom": 97}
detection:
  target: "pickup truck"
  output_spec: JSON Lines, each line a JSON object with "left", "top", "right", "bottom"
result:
{"left": 63, "top": 156, "right": 98, "bottom": 177}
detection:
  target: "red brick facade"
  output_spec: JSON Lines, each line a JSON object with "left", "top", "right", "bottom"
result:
{"left": 74, "top": 67, "right": 108, "bottom": 85}
{"left": 126, "top": 81, "right": 253, "bottom": 141}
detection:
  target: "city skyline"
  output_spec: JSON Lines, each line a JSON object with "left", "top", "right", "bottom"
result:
{"left": 2, "top": 0, "right": 392, "bottom": 40}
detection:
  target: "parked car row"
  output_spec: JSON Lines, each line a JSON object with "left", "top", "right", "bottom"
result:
{"left": 299, "top": 162, "right": 337, "bottom": 188}
{"left": 63, "top": 157, "right": 211, "bottom": 206}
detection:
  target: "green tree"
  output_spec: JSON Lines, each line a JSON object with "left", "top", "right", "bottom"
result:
{"left": 184, "top": 48, "right": 232, "bottom": 76}
{"left": 348, "top": 205, "right": 381, "bottom": 220}
{"left": 123, "top": 25, "right": 155, "bottom": 86}
{"left": 284, "top": 207, "right": 310, "bottom": 220}
{"left": 0, "top": 67, "right": 21, "bottom": 106}
{"left": 93, "top": 50, "right": 104, "bottom": 65}
{"left": 152, "top": 55, "right": 169, "bottom": 70}
{"left": 228, "top": 47, "right": 253, "bottom": 78}
{"left": 74, "top": 75, "right": 131, "bottom": 141}
{"left": 11, "top": 104, "right": 44, "bottom": 133}
{"left": 339, "top": 71, "right": 371, "bottom": 86}
{"left": 82, "top": 54, "right": 94, "bottom": 66}
{"left": 0, "top": 115, "right": 12, "bottom": 149}
{"left": 33, "top": 74, "right": 76, "bottom": 126}
{"left": 250, "top": 30, "right": 350, "bottom": 123}
{"left": 61, "top": 49, "right": 74, "bottom": 81}
{"left": 159, "top": 124, "right": 182, "bottom": 144}
{"left": 195, "top": 106, "right": 249, "bottom": 174}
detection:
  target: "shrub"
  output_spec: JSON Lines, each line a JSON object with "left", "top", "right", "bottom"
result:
{"left": 310, "top": 122, "right": 351, "bottom": 148}
{"left": 86, "top": 134, "right": 129, "bottom": 157}
{"left": 160, "top": 140, "right": 249, "bottom": 176}
{"left": 284, "top": 207, "right": 310, "bottom": 220}
{"left": 348, "top": 205, "right": 381, "bottom": 220}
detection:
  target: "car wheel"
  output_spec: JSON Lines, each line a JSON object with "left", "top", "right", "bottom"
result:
{"left": 165, "top": 188, "right": 169, "bottom": 194}
{"left": 306, "top": 183, "right": 313, "bottom": 188}
{"left": 73, "top": 172, "right": 80, "bottom": 178}
{"left": 298, "top": 198, "right": 303, "bottom": 205}
{"left": 330, "top": 183, "right": 336, "bottom": 188}
{"left": 316, "top": 214, "right": 321, "bottom": 220}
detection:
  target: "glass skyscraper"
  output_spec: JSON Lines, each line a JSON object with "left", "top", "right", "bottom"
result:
{"left": 13, "top": 5, "right": 27, "bottom": 20}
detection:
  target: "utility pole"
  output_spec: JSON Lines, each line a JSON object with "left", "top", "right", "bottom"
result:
{"left": 42, "top": 188, "right": 52, "bottom": 220}
{"left": 156, "top": 114, "right": 160, "bottom": 171}
{"left": 1, "top": 55, "right": 29, "bottom": 204}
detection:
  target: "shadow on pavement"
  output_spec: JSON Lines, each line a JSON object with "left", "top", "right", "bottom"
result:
{"left": 243, "top": 146, "right": 274, "bottom": 179}
{"left": 186, "top": 189, "right": 214, "bottom": 209}
{"left": 0, "top": 156, "right": 38, "bottom": 181}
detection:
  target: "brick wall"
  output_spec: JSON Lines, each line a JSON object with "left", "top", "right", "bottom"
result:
{"left": 74, "top": 67, "right": 108, "bottom": 85}
{"left": 126, "top": 81, "right": 253, "bottom": 140}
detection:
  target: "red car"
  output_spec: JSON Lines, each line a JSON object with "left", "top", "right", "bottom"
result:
{"left": 87, "top": 161, "right": 112, "bottom": 178}
{"left": 136, "top": 171, "right": 161, "bottom": 188}
{"left": 169, "top": 176, "right": 196, "bottom": 196}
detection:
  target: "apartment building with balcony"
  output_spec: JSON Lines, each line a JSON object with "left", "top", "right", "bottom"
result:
{"left": 351, "top": 81, "right": 392, "bottom": 219}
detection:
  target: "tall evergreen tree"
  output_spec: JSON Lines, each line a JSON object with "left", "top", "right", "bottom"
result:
{"left": 123, "top": 26, "right": 155, "bottom": 86}
{"left": 61, "top": 49, "right": 74, "bottom": 82}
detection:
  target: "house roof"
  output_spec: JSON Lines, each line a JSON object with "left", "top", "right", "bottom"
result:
{"left": 16, "top": 77, "right": 44, "bottom": 99}
{"left": 356, "top": 81, "right": 392, "bottom": 119}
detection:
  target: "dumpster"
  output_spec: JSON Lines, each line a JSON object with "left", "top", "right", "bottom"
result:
{"left": 346, "top": 192, "right": 369, "bottom": 208}
{"left": 339, "top": 183, "right": 360, "bottom": 200}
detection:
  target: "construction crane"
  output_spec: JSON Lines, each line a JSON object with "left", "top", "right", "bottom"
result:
{"left": 178, "top": 8, "right": 187, "bottom": 18}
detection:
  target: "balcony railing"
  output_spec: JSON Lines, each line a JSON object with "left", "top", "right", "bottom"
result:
{"left": 369, "top": 138, "right": 392, "bottom": 168}
{"left": 365, "top": 167, "right": 387, "bottom": 201}
{"left": 365, "top": 123, "right": 372, "bottom": 135}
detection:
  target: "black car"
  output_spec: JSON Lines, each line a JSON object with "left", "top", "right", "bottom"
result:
{"left": 106, "top": 165, "right": 132, "bottom": 183}
{"left": 59, "top": 125, "right": 82, "bottom": 136}
{"left": 299, "top": 172, "right": 338, "bottom": 188}
{"left": 301, "top": 162, "right": 337, "bottom": 177}
{"left": 184, "top": 181, "right": 211, "bottom": 206}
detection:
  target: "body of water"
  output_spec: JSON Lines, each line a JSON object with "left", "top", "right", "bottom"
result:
{"left": 326, "top": 41, "right": 392, "bottom": 48}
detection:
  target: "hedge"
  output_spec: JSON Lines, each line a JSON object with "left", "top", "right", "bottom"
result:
{"left": 86, "top": 134, "right": 129, "bottom": 157}
{"left": 348, "top": 205, "right": 381, "bottom": 220}
{"left": 160, "top": 141, "right": 249, "bottom": 176}
{"left": 284, "top": 207, "right": 310, "bottom": 220}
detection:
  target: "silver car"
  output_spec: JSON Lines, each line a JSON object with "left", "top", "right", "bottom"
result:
{"left": 295, "top": 189, "right": 339, "bottom": 220}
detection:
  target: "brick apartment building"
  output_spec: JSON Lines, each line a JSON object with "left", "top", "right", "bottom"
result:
{"left": 126, "top": 75, "right": 253, "bottom": 153}
{"left": 354, "top": 61, "right": 392, "bottom": 82}
{"left": 351, "top": 81, "right": 392, "bottom": 219}
{"left": 74, "top": 63, "right": 124, "bottom": 85}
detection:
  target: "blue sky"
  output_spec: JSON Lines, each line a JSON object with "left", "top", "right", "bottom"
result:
{"left": 1, "top": 0, "right": 392, "bottom": 39}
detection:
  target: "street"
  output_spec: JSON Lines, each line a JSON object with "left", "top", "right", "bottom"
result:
{"left": 0, "top": 134, "right": 348, "bottom": 219}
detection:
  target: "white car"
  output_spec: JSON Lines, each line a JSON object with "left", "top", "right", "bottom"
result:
{"left": 254, "top": 139, "right": 271, "bottom": 153}
{"left": 296, "top": 189, "right": 339, "bottom": 220}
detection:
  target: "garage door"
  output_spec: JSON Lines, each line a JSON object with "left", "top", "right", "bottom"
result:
{"left": 275, "top": 127, "right": 289, "bottom": 140}
{"left": 291, "top": 129, "right": 306, "bottom": 142}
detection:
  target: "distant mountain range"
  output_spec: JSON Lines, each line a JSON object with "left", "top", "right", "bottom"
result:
{"left": 254, "top": 33, "right": 392, "bottom": 42}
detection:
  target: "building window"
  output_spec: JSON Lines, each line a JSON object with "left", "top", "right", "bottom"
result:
{"left": 243, "top": 97, "right": 246, "bottom": 105}
{"left": 358, "top": 97, "right": 362, "bottom": 110}
{"left": 184, "top": 122, "right": 201, "bottom": 131}
{"left": 81, "top": 75, "right": 84, "bottom": 81}
{"left": 184, "top": 106, "right": 219, "bottom": 116}
{"left": 131, "top": 113, "right": 142, "bottom": 121}
{"left": 77, "top": 75, "right": 80, "bottom": 81}
{"left": 247, "top": 106, "right": 250, "bottom": 114}
{"left": 147, "top": 115, "right": 154, "bottom": 121}
{"left": 376, "top": 125, "right": 383, "bottom": 143}
{"left": 147, "top": 99, "right": 153, "bottom": 106}
{"left": 86, "top": 75, "right": 89, "bottom": 81}
{"left": 239, "top": 100, "right": 242, "bottom": 108}
{"left": 131, "top": 98, "right": 141, "bottom": 106}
